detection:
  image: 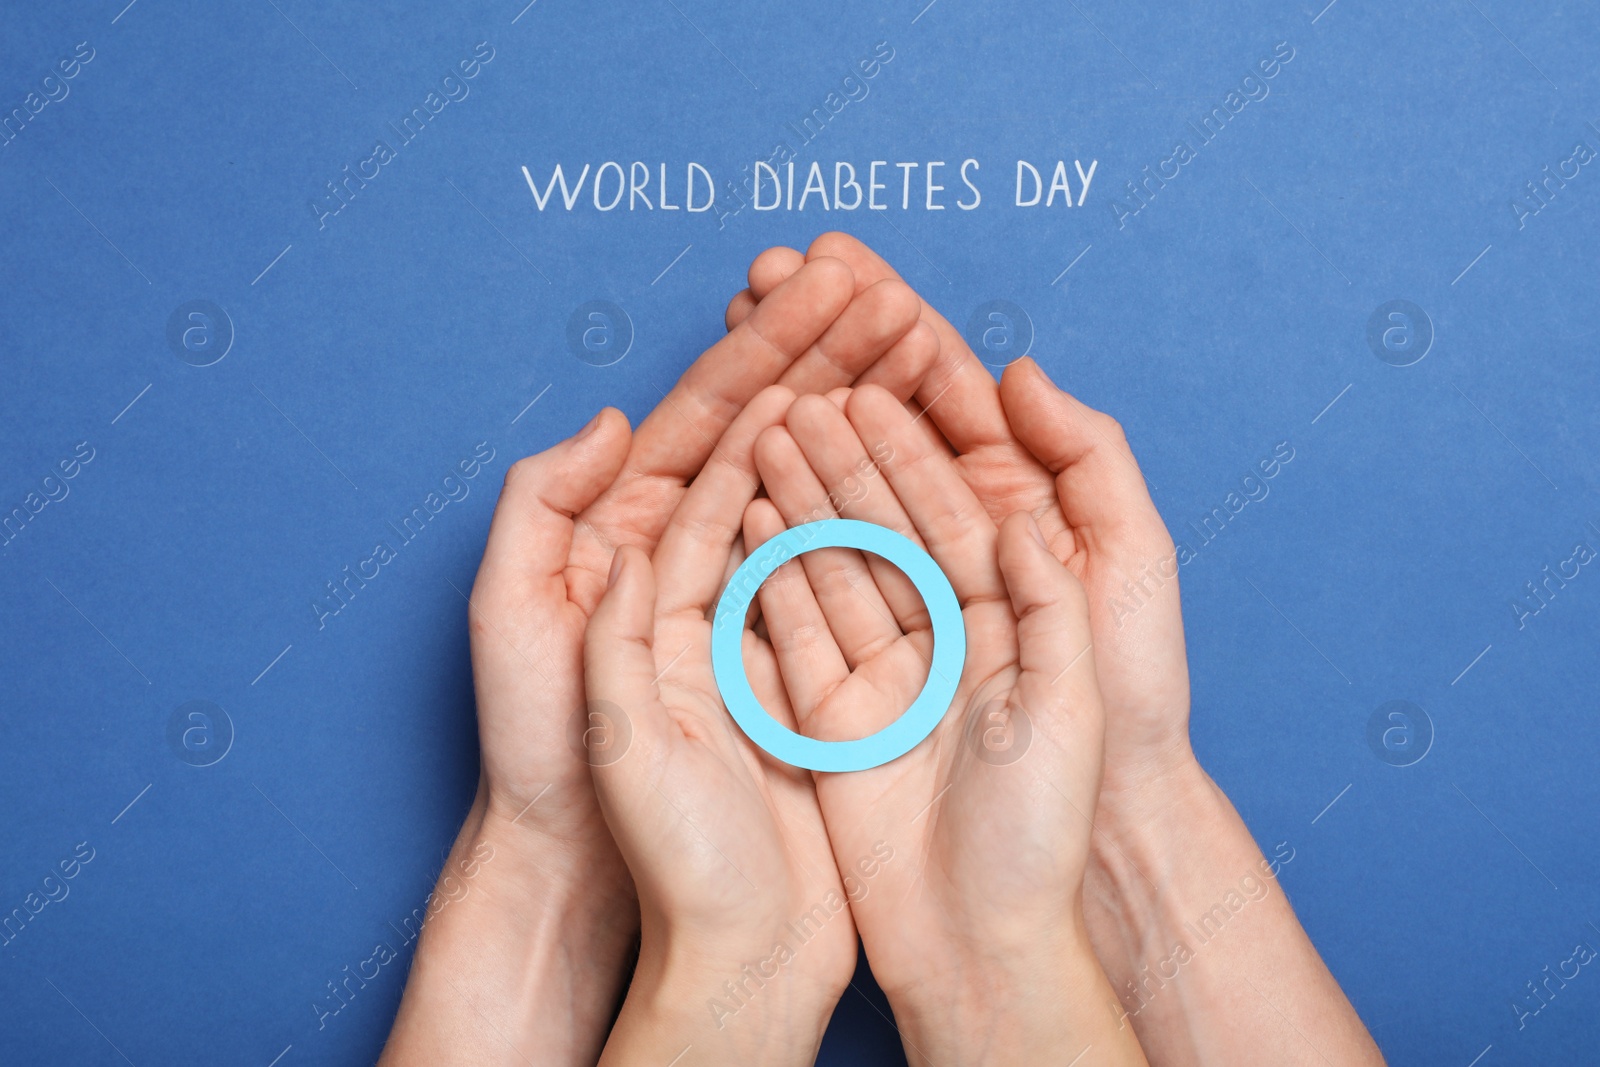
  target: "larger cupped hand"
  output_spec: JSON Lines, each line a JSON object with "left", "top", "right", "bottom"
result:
{"left": 383, "top": 254, "right": 934, "bottom": 1067}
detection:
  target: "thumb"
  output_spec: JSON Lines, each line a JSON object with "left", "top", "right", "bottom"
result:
{"left": 477, "top": 408, "right": 631, "bottom": 591}
{"left": 999, "top": 357, "right": 1167, "bottom": 549}
{"left": 997, "top": 511, "right": 1105, "bottom": 758}
{"left": 583, "top": 546, "right": 672, "bottom": 787}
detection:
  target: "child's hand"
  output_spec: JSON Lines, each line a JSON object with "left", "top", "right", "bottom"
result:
{"left": 744, "top": 384, "right": 1148, "bottom": 1066}
{"left": 584, "top": 388, "right": 857, "bottom": 1066}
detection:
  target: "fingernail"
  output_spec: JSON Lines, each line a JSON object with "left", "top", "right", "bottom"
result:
{"left": 1025, "top": 514, "right": 1049, "bottom": 551}
{"left": 606, "top": 549, "right": 626, "bottom": 589}
{"left": 576, "top": 411, "right": 603, "bottom": 440}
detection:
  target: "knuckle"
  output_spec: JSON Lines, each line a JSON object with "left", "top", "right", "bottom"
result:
{"left": 1095, "top": 412, "right": 1129, "bottom": 447}
{"left": 503, "top": 454, "right": 539, "bottom": 490}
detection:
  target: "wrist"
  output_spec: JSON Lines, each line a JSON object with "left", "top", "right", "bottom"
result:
{"left": 457, "top": 790, "right": 640, "bottom": 986}
{"left": 1089, "top": 749, "right": 1222, "bottom": 909}
{"left": 601, "top": 932, "right": 839, "bottom": 1067}
{"left": 887, "top": 927, "right": 1142, "bottom": 1066}
{"left": 1082, "top": 750, "right": 1290, "bottom": 1010}
{"left": 1081, "top": 754, "right": 1381, "bottom": 1065}
{"left": 379, "top": 792, "right": 637, "bottom": 1067}
{"left": 470, "top": 788, "right": 629, "bottom": 894}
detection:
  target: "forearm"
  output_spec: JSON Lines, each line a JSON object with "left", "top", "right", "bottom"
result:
{"left": 380, "top": 792, "right": 637, "bottom": 1066}
{"left": 1084, "top": 758, "right": 1383, "bottom": 1066}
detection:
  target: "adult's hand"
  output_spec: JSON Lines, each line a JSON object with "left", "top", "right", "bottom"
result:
{"left": 730, "top": 234, "right": 1383, "bottom": 1066}
{"left": 382, "top": 255, "right": 933, "bottom": 1065}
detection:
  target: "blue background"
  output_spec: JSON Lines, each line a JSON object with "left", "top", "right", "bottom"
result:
{"left": 2, "top": 0, "right": 1596, "bottom": 1063}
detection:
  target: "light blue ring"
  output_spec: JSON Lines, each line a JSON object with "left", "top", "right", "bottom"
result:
{"left": 712, "top": 519, "right": 967, "bottom": 772}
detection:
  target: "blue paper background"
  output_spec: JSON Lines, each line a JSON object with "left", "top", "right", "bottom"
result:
{"left": 2, "top": 0, "right": 1597, "bottom": 1063}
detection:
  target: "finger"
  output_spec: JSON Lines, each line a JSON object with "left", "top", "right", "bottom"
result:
{"left": 652, "top": 385, "right": 795, "bottom": 619}
{"left": 725, "top": 288, "right": 757, "bottom": 331}
{"left": 749, "top": 245, "right": 805, "bottom": 300}
{"left": 732, "top": 252, "right": 934, "bottom": 406}
{"left": 749, "top": 484, "right": 934, "bottom": 750}
{"left": 583, "top": 546, "right": 675, "bottom": 798}
{"left": 738, "top": 628, "right": 819, "bottom": 784}
{"left": 996, "top": 513, "right": 1104, "bottom": 773}
{"left": 830, "top": 378, "right": 958, "bottom": 465}
{"left": 782, "top": 396, "right": 935, "bottom": 628}
{"left": 832, "top": 382, "right": 953, "bottom": 470}
{"left": 806, "top": 232, "right": 1013, "bottom": 455}
{"left": 822, "top": 383, "right": 957, "bottom": 465}
{"left": 776, "top": 278, "right": 920, "bottom": 397}
{"left": 742, "top": 498, "right": 850, "bottom": 719}
{"left": 820, "top": 388, "right": 952, "bottom": 465}
{"left": 624, "top": 255, "right": 852, "bottom": 487}
{"left": 851, "top": 318, "right": 940, "bottom": 404}
{"left": 725, "top": 247, "right": 803, "bottom": 330}
{"left": 733, "top": 249, "right": 935, "bottom": 406}
{"left": 843, "top": 385, "right": 1008, "bottom": 606}
{"left": 752, "top": 426, "right": 906, "bottom": 666}
{"left": 569, "top": 258, "right": 853, "bottom": 613}
{"left": 474, "top": 408, "right": 630, "bottom": 597}
{"left": 1000, "top": 358, "right": 1170, "bottom": 552}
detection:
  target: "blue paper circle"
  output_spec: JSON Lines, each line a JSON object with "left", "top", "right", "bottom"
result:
{"left": 712, "top": 519, "right": 967, "bottom": 772}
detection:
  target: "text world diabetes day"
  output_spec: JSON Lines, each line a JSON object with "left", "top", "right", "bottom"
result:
{"left": 521, "top": 158, "right": 1099, "bottom": 225}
